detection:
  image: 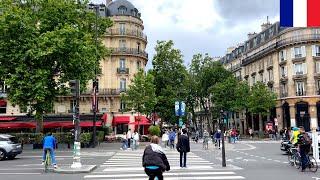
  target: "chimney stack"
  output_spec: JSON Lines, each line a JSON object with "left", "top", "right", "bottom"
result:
{"left": 106, "top": 0, "right": 112, "bottom": 5}
{"left": 247, "top": 32, "right": 257, "bottom": 39}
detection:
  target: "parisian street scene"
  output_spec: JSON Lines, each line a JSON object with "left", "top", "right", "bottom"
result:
{"left": 1, "top": 0, "right": 320, "bottom": 180}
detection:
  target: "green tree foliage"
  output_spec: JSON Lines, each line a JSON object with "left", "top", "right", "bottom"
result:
{"left": 152, "top": 40, "right": 187, "bottom": 124}
{"left": 248, "top": 81, "right": 277, "bottom": 116}
{"left": 122, "top": 70, "right": 157, "bottom": 118}
{"left": 148, "top": 125, "right": 161, "bottom": 136}
{"left": 0, "top": 0, "right": 113, "bottom": 132}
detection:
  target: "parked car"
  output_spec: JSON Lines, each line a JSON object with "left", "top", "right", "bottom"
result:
{"left": 0, "top": 134, "right": 22, "bottom": 160}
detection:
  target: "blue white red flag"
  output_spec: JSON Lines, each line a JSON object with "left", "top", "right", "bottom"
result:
{"left": 280, "top": 0, "right": 320, "bottom": 27}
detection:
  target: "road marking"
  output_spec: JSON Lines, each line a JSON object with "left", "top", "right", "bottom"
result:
{"left": 84, "top": 172, "right": 236, "bottom": 178}
{"left": 274, "top": 160, "right": 281, "bottom": 162}
{"left": 85, "top": 176, "right": 245, "bottom": 180}
{"left": 102, "top": 166, "right": 216, "bottom": 172}
{"left": 0, "top": 173, "right": 41, "bottom": 175}
{"left": 267, "top": 159, "right": 273, "bottom": 161}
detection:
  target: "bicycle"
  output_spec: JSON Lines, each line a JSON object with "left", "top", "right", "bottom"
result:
{"left": 287, "top": 147, "right": 299, "bottom": 166}
{"left": 294, "top": 153, "right": 318, "bottom": 172}
{"left": 44, "top": 149, "right": 51, "bottom": 173}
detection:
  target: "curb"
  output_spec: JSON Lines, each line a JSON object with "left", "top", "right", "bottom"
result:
{"left": 53, "top": 165, "right": 97, "bottom": 174}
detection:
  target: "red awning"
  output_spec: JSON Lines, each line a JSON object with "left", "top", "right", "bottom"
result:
{"left": 113, "top": 116, "right": 130, "bottom": 125}
{"left": 44, "top": 121, "right": 103, "bottom": 128}
{"left": 0, "top": 122, "right": 36, "bottom": 129}
{"left": 101, "top": 113, "right": 108, "bottom": 123}
{"left": 0, "top": 100, "right": 7, "bottom": 107}
{"left": 80, "top": 121, "right": 102, "bottom": 127}
{"left": 0, "top": 117, "right": 17, "bottom": 121}
{"left": 129, "top": 116, "right": 151, "bottom": 125}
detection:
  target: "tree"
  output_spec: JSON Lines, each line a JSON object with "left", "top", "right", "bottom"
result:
{"left": 0, "top": 0, "right": 113, "bottom": 132}
{"left": 247, "top": 82, "right": 277, "bottom": 131}
{"left": 152, "top": 40, "right": 187, "bottom": 125}
{"left": 122, "top": 70, "right": 157, "bottom": 120}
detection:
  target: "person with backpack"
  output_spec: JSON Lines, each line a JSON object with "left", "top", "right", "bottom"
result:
{"left": 142, "top": 136, "right": 170, "bottom": 180}
{"left": 297, "top": 126, "right": 311, "bottom": 171}
{"left": 169, "top": 130, "right": 176, "bottom": 149}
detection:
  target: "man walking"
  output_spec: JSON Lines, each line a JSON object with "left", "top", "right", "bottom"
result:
{"left": 127, "top": 129, "right": 132, "bottom": 149}
{"left": 177, "top": 129, "right": 190, "bottom": 168}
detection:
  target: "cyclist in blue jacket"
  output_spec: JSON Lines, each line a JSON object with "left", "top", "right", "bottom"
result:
{"left": 42, "top": 132, "right": 57, "bottom": 168}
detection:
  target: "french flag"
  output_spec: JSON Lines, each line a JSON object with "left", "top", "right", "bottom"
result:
{"left": 280, "top": 0, "right": 320, "bottom": 27}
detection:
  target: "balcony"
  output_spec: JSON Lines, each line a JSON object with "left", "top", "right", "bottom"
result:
{"left": 296, "top": 90, "right": 306, "bottom": 96}
{"left": 106, "top": 28, "right": 147, "bottom": 42}
{"left": 117, "top": 68, "right": 129, "bottom": 74}
{"left": 81, "top": 88, "right": 122, "bottom": 96}
{"left": 277, "top": 34, "right": 320, "bottom": 48}
{"left": 293, "top": 73, "right": 307, "bottom": 80}
{"left": 280, "top": 92, "right": 288, "bottom": 98}
{"left": 110, "top": 48, "right": 148, "bottom": 59}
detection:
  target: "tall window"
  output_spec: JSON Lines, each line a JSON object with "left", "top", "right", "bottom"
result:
{"left": 120, "top": 59, "right": 125, "bottom": 69}
{"left": 259, "top": 73, "right": 264, "bottom": 82}
{"left": 279, "top": 50, "right": 286, "bottom": 62}
{"left": 268, "top": 69, "right": 273, "bottom": 81}
{"left": 119, "top": 40, "right": 126, "bottom": 51}
{"left": 252, "top": 76, "right": 256, "bottom": 85}
{"left": 280, "top": 83, "right": 287, "bottom": 97}
{"left": 294, "top": 63, "right": 306, "bottom": 75}
{"left": 0, "top": 81, "right": 5, "bottom": 93}
{"left": 120, "top": 78, "right": 126, "bottom": 91}
{"left": 296, "top": 81, "right": 305, "bottom": 96}
{"left": 120, "top": 100, "right": 126, "bottom": 110}
{"left": 261, "top": 33, "right": 265, "bottom": 43}
{"left": 118, "top": 6, "right": 127, "bottom": 14}
{"left": 137, "top": 42, "right": 141, "bottom": 53}
{"left": 0, "top": 99, "right": 6, "bottom": 114}
{"left": 280, "top": 66, "right": 287, "bottom": 77}
{"left": 292, "top": 46, "right": 306, "bottom": 58}
{"left": 317, "top": 80, "right": 320, "bottom": 95}
{"left": 119, "top": 23, "right": 125, "bottom": 35}
{"left": 316, "top": 61, "right": 320, "bottom": 73}
{"left": 137, "top": 61, "right": 141, "bottom": 70}
{"left": 312, "top": 45, "right": 320, "bottom": 57}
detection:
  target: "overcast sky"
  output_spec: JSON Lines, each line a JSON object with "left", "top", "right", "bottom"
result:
{"left": 93, "top": 0, "right": 280, "bottom": 68}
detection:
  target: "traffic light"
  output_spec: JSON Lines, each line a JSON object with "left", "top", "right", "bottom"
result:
{"left": 69, "top": 80, "right": 80, "bottom": 98}
{"left": 93, "top": 79, "right": 99, "bottom": 93}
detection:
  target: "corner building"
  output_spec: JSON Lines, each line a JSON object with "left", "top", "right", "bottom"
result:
{"left": 221, "top": 22, "right": 320, "bottom": 133}
{"left": 0, "top": 0, "right": 150, "bottom": 135}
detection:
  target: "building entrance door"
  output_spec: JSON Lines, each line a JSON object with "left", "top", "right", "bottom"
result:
{"left": 296, "top": 102, "right": 310, "bottom": 132}
{"left": 282, "top": 102, "right": 290, "bottom": 128}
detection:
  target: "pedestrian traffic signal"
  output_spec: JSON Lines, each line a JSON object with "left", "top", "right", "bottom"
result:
{"left": 69, "top": 80, "right": 80, "bottom": 98}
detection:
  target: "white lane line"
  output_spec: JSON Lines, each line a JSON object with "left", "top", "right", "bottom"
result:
{"left": 0, "top": 168, "right": 43, "bottom": 170}
{"left": 267, "top": 159, "right": 273, "bottom": 161}
{"left": 84, "top": 172, "right": 236, "bottom": 178}
{"left": 0, "top": 173, "right": 42, "bottom": 175}
{"left": 274, "top": 160, "right": 281, "bottom": 162}
{"left": 260, "top": 157, "right": 266, "bottom": 159}
{"left": 102, "top": 166, "right": 214, "bottom": 172}
{"left": 283, "top": 162, "right": 288, "bottom": 164}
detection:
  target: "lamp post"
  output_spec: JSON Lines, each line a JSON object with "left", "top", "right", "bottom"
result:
{"left": 90, "top": 3, "right": 99, "bottom": 148}
{"left": 220, "top": 110, "right": 226, "bottom": 167}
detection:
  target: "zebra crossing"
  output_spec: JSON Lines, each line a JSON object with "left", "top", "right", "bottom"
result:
{"left": 84, "top": 149, "right": 245, "bottom": 180}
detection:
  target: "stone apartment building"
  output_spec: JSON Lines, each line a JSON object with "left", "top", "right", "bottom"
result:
{"left": 221, "top": 21, "right": 320, "bottom": 134}
{"left": 0, "top": 0, "right": 151, "bottom": 135}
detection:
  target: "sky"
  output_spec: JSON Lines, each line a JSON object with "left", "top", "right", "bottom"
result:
{"left": 93, "top": 0, "right": 280, "bottom": 69}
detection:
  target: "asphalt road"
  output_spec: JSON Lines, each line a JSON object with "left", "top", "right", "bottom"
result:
{"left": 0, "top": 141, "right": 319, "bottom": 180}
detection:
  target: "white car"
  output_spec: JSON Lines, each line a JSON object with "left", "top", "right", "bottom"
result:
{"left": 0, "top": 134, "right": 22, "bottom": 160}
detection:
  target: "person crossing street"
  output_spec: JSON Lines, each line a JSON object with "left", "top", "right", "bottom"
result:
{"left": 176, "top": 129, "right": 190, "bottom": 168}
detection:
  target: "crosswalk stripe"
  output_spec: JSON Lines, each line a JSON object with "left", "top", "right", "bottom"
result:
{"left": 85, "top": 176, "right": 245, "bottom": 180}
{"left": 84, "top": 172, "right": 236, "bottom": 178}
{"left": 102, "top": 166, "right": 219, "bottom": 172}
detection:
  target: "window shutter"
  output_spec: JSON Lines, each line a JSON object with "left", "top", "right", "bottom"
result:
{"left": 312, "top": 45, "right": 316, "bottom": 57}
{"left": 291, "top": 48, "right": 295, "bottom": 59}
{"left": 283, "top": 50, "right": 287, "bottom": 61}
{"left": 301, "top": 46, "right": 306, "bottom": 57}
{"left": 302, "top": 63, "right": 307, "bottom": 74}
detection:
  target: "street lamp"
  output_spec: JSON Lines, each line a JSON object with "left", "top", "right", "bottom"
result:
{"left": 220, "top": 110, "right": 226, "bottom": 167}
{"left": 89, "top": 3, "right": 100, "bottom": 148}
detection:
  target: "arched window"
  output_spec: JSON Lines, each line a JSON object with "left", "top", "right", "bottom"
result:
{"left": 118, "top": 6, "right": 127, "bottom": 14}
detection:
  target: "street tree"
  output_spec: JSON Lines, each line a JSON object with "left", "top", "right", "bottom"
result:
{"left": 0, "top": 0, "right": 113, "bottom": 132}
{"left": 247, "top": 82, "right": 277, "bottom": 131}
{"left": 152, "top": 40, "right": 187, "bottom": 125}
{"left": 122, "top": 70, "right": 157, "bottom": 123}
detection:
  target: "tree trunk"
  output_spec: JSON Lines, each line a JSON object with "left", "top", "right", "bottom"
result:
{"left": 35, "top": 111, "right": 43, "bottom": 133}
{"left": 251, "top": 113, "right": 255, "bottom": 131}
{"left": 259, "top": 113, "right": 263, "bottom": 132}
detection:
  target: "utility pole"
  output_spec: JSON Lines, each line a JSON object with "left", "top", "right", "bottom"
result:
{"left": 220, "top": 110, "right": 226, "bottom": 167}
{"left": 70, "top": 80, "right": 82, "bottom": 168}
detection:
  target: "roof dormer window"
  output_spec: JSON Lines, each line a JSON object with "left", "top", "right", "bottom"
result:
{"left": 118, "top": 6, "right": 127, "bottom": 14}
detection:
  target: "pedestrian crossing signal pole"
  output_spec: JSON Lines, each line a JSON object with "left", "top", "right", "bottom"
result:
{"left": 70, "top": 80, "right": 82, "bottom": 168}
{"left": 220, "top": 110, "right": 226, "bottom": 167}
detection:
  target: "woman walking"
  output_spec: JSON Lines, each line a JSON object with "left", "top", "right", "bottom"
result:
{"left": 142, "top": 136, "right": 170, "bottom": 180}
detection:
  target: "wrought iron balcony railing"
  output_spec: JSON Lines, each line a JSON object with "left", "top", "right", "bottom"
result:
{"left": 117, "top": 68, "right": 129, "bottom": 74}
{"left": 106, "top": 28, "right": 147, "bottom": 41}
{"left": 296, "top": 90, "right": 306, "bottom": 96}
{"left": 111, "top": 48, "right": 148, "bottom": 59}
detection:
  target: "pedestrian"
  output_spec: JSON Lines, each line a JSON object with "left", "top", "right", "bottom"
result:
{"left": 249, "top": 128, "right": 253, "bottom": 139}
{"left": 142, "top": 136, "right": 170, "bottom": 180}
{"left": 195, "top": 130, "right": 199, "bottom": 143}
{"left": 176, "top": 128, "right": 190, "bottom": 168}
{"left": 127, "top": 129, "right": 132, "bottom": 148}
{"left": 230, "top": 129, "right": 237, "bottom": 143}
{"left": 203, "top": 130, "right": 209, "bottom": 150}
{"left": 162, "top": 131, "right": 169, "bottom": 148}
{"left": 215, "top": 129, "right": 222, "bottom": 149}
{"left": 169, "top": 129, "right": 176, "bottom": 149}
{"left": 297, "top": 126, "right": 311, "bottom": 171}
{"left": 120, "top": 132, "right": 128, "bottom": 150}
{"left": 132, "top": 131, "right": 140, "bottom": 150}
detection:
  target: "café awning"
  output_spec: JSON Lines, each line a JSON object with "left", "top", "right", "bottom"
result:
{"left": 129, "top": 116, "right": 152, "bottom": 125}
{"left": 112, "top": 116, "right": 130, "bottom": 125}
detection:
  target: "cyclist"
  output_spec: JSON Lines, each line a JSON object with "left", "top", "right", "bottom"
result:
{"left": 290, "top": 127, "right": 300, "bottom": 145}
{"left": 297, "top": 126, "right": 311, "bottom": 171}
{"left": 42, "top": 132, "right": 57, "bottom": 168}
{"left": 143, "top": 136, "right": 170, "bottom": 180}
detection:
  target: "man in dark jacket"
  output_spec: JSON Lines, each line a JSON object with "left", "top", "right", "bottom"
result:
{"left": 143, "top": 136, "right": 170, "bottom": 180}
{"left": 177, "top": 128, "right": 190, "bottom": 168}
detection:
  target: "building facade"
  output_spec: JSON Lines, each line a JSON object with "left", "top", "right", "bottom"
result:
{"left": 0, "top": 0, "right": 150, "bottom": 134}
{"left": 221, "top": 22, "right": 320, "bottom": 133}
